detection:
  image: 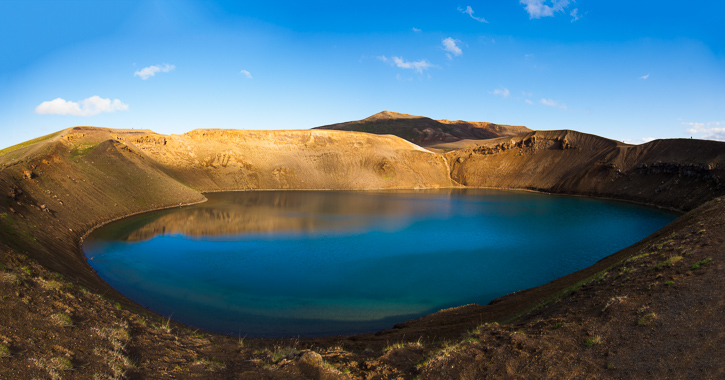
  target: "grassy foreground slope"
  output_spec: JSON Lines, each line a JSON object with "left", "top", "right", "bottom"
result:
{"left": 0, "top": 124, "right": 724, "bottom": 379}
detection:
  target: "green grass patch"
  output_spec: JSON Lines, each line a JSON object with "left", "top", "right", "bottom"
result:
{"left": 690, "top": 258, "right": 713, "bottom": 270}
{"left": 69, "top": 141, "right": 99, "bottom": 159}
{"left": 0, "top": 343, "right": 10, "bottom": 357}
{"left": 583, "top": 336, "right": 601, "bottom": 347}
{"left": 0, "top": 131, "right": 61, "bottom": 157}
{"left": 271, "top": 346, "right": 300, "bottom": 362}
{"left": 637, "top": 312, "right": 657, "bottom": 326}
{"left": 665, "top": 280, "right": 674, "bottom": 286}
{"left": 655, "top": 255, "right": 682, "bottom": 268}
{"left": 51, "top": 313, "right": 73, "bottom": 327}
{"left": 194, "top": 358, "right": 226, "bottom": 371}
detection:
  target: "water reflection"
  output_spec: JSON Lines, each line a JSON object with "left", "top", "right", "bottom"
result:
{"left": 116, "top": 190, "right": 463, "bottom": 241}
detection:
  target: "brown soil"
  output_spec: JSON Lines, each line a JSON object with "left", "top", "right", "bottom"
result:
{"left": 0, "top": 124, "right": 724, "bottom": 379}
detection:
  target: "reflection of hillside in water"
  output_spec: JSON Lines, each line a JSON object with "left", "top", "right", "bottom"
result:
{"left": 124, "top": 190, "right": 455, "bottom": 241}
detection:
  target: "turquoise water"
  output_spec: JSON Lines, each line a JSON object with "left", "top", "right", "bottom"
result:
{"left": 83, "top": 189, "right": 677, "bottom": 337}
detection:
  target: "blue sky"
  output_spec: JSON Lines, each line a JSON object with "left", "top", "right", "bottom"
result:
{"left": 1, "top": 0, "right": 724, "bottom": 149}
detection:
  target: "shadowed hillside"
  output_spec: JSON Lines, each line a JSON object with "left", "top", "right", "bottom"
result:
{"left": 315, "top": 111, "right": 531, "bottom": 147}
{"left": 1, "top": 123, "right": 724, "bottom": 379}
{"left": 446, "top": 130, "right": 725, "bottom": 211}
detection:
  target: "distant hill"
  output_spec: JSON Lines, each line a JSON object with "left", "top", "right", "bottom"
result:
{"left": 314, "top": 111, "right": 531, "bottom": 147}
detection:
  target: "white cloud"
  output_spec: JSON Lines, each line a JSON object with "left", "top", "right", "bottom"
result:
{"left": 134, "top": 63, "right": 175, "bottom": 80}
{"left": 240, "top": 70, "right": 253, "bottom": 79}
{"left": 412, "top": 27, "right": 422, "bottom": 32}
{"left": 379, "top": 56, "right": 434, "bottom": 74}
{"left": 35, "top": 96, "right": 129, "bottom": 116}
{"left": 623, "top": 137, "right": 657, "bottom": 144}
{"left": 520, "top": 0, "right": 570, "bottom": 19}
{"left": 640, "top": 74, "right": 650, "bottom": 80}
{"left": 540, "top": 98, "right": 567, "bottom": 109}
{"left": 491, "top": 88, "right": 510, "bottom": 98}
{"left": 682, "top": 121, "right": 725, "bottom": 141}
{"left": 442, "top": 37, "right": 463, "bottom": 59}
{"left": 570, "top": 8, "right": 580, "bottom": 22}
{"left": 458, "top": 6, "right": 488, "bottom": 23}
{"left": 525, "top": 99, "right": 534, "bottom": 105}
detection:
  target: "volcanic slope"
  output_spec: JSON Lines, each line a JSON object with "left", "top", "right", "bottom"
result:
{"left": 315, "top": 110, "right": 531, "bottom": 148}
{"left": 446, "top": 130, "right": 725, "bottom": 211}
{"left": 1, "top": 123, "right": 724, "bottom": 379}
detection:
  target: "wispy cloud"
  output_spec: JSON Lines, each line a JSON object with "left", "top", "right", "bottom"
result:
{"left": 540, "top": 98, "right": 567, "bottom": 109}
{"left": 491, "top": 88, "right": 510, "bottom": 98}
{"left": 442, "top": 37, "right": 463, "bottom": 59}
{"left": 240, "top": 70, "right": 253, "bottom": 79}
{"left": 570, "top": 8, "right": 580, "bottom": 22}
{"left": 525, "top": 99, "right": 534, "bottom": 105}
{"left": 623, "top": 137, "right": 656, "bottom": 144}
{"left": 35, "top": 96, "right": 129, "bottom": 116}
{"left": 134, "top": 63, "right": 175, "bottom": 80}
{"left": 458, "top": 6, "right": 488, "bottom": 23}
{"left": 683, "top": 121, "right": 725, "bottom": 141}
{"left": 379, "top": 55, "right": 435, "bottom": 74}
{"left": 640, "top": 74, "right": 650, "bottom": 80}
{"left": 520, "top": 0, "right": 570, "bottom": 19}
{"left": 412, "top": 27, "right": 422, "bottom": 32}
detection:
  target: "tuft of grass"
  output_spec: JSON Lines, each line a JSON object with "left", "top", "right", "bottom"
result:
{"left": 39, "top": 278, "right": 66, "bottom": 291}
{"left": 93, "top": 347, "right": 134, "bottom": 379}
{"left": 271, "top": 346, "right": 300, "bottom": 363}
{"left": 384, "top": 339, "right": 424, "bottom": 353}
{"left": 20, "top": 266, "right": 33, "bottom": 276}
{"left": 606, "top": 363, "right": 617, "bottom": 370}
{"left": 583, "top": 336, "right": 601, "bottom": 347}
{"left": 665, "top": 280, "right": 674, "bottom": 286}
{"left": 93, "top": 324, "right": 133, "bottom": 379}
{"left": 627, "top": 252, "right": 653, "bottom": 263}
{"left": 470, "top": 322, "right": 498, "bottom": 335}
{"left": 2, "top": 272, "right": 19, "bottom": 285}
{"left": 655, "top": 255, "right": 682, "bottom": 268}
{"left": 638, "top": 312, "right": 658, "bottom": 326}
{"left": 33, "top": 356, "right": 73, "bottom": 380}
{"left": 690, "top": 258, "right": 713, "bottom": 270}
{"left": 602, "top": 295, "right": 628, "bottom": 312}
{"left": 0, "top": 343, "right": 10, "bottom": 357}
{"left": 95, "top": 327, "right": 130, "bottom": 350}
{"left": 616, "top": 266, "right": 636, "bottom": 278}
{"left": 194, "top": 358, "right": 226, "bottom": 371}
{"left": 51, "top": 313, "right": 73, "bottom": 327}
{"left": 553, "top": 322, "right": 565, "bottom": 329}
{"left": 157, "top": 317, "right": 172, "bottom": 333}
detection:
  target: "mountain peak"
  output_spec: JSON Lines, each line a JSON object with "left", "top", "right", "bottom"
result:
{"left": 363, "top": 111, "right": 424, "bottom": 121}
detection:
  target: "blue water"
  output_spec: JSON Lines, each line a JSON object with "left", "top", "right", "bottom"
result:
{"left": 83, "top": 189, "right": 677, "bottom": 337}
